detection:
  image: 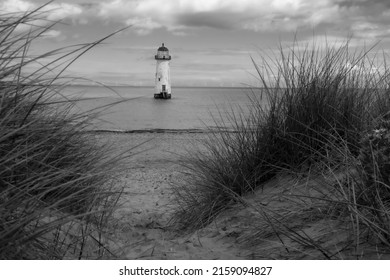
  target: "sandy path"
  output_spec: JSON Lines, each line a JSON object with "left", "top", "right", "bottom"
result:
{"left": 100, "top": 132, "right": 249, "bottom": 259}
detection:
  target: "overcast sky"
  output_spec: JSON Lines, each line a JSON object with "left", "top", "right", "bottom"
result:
{"left": 3, "top": 0, "right": 390, "bottom": 87}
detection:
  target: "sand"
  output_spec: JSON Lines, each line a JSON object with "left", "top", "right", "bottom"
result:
{"left": 101, "top": 132, "right": 250, "bottom": 259}
{"left": 95, "top": 132, "right": 389, "bottom": 260}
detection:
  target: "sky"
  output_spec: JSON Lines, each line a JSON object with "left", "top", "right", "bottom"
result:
{"left": 2, "top": 0, "right": 390, "bottom": 87}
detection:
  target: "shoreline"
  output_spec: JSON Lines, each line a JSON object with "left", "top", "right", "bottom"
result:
{"left": 86, "top": 128, "right": 237, "bottom": 134}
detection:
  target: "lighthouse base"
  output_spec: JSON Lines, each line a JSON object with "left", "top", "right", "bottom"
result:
{"left": 154, "top": 92, "right": 171, "bottom": 99}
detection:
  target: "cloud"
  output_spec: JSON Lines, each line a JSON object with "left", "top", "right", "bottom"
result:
{"left": 94, "top": 0, "right": 347, "bottom": 35}
{"left": 0, "top": 0, "right": 34, "bottom": 13}
{"left": 4, "top": 0, "right": 390, "bottom": 43}
{"left": 176, "top": 12, "right": 237, "bottom": 30}
{"left": 44, "top": 3, "right": 83, "bottom": 21}
{"left": 125, "top": 17, "right": 162, "bottom": 35}
{"left": 0, "top": 0, "right": 83, "bottom": 21}
{"left": 92, "top": 0, "right": 390, "bottom": 42}
{"left": 41, "top": 29, "right": 62, "bottom": 38}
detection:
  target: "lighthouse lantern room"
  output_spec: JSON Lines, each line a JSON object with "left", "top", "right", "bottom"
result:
{"left": 154, "top": 43, "right": 172, "bottom": 99}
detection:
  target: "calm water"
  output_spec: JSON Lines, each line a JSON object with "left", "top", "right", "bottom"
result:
{"left": 64, "top": 86, "right": 261, "bottom": 131}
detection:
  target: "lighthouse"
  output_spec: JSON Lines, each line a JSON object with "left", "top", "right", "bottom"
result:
{"left": 154, "top": 43, "right": 172, "bottom": 99}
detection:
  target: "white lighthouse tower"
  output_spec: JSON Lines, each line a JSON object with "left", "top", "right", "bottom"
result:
{"left": 154, "top": 43, "right": 172, "bottom": 99}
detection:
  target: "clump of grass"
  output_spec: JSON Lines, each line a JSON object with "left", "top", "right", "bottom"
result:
{"left": 354, "top": 119, "right": 390, "bottom": 244}
{"left": 0, "top": 5, "right": 125, "bottom": 259}
{"left": 172, "top": 38, "right": 390, "bottom": 237}
{"left": 172, "top": 107, "right": 277, "bottom": 230}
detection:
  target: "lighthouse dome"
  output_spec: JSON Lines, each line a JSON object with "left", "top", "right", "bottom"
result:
{"left": 158, "top": 43, "right": 169, "bottom": 52}
{"left": 155, "top": 43, "right": 171, "bottom": 60}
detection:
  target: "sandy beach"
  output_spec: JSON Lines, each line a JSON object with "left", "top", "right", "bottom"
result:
{"left": 97, "top": 132, "right": 332, "bottom": 260}
{"left": 93, "top": 131, "right": 388, "bottom": 260}
{"left": 100, "top": 132, "right": 251, "bottom": 259}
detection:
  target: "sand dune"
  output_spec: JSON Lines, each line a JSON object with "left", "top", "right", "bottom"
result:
{"left": 96, "top": 132, "right": 389, "bottom": 260}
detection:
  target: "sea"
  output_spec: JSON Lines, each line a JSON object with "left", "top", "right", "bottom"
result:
{"left": 64, "top": 86, "right": 263, "bottom": 132}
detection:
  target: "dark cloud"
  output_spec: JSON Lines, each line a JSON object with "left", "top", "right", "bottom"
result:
{"left": 338, "top": 0, "right": 390, "bottom": 8}
{"left": 79, "top": 3, "right": 97, "bottom": 9}
{"left": 175, "top": 12, "right": 238, "bottom": 30}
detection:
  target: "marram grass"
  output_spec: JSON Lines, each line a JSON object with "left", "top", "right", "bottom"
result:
{"left": 173, "top": 38, "right": 390, "bottom": 258}
{"left": 0, "top": 5, "right": 126, "bottom": 259}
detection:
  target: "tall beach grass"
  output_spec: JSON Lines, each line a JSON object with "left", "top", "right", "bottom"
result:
{"left": 0, "top": 5, "right": 126, "bottom": 259}
{"left": 173, "top": 38, "right": 390, "bottom": 258}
